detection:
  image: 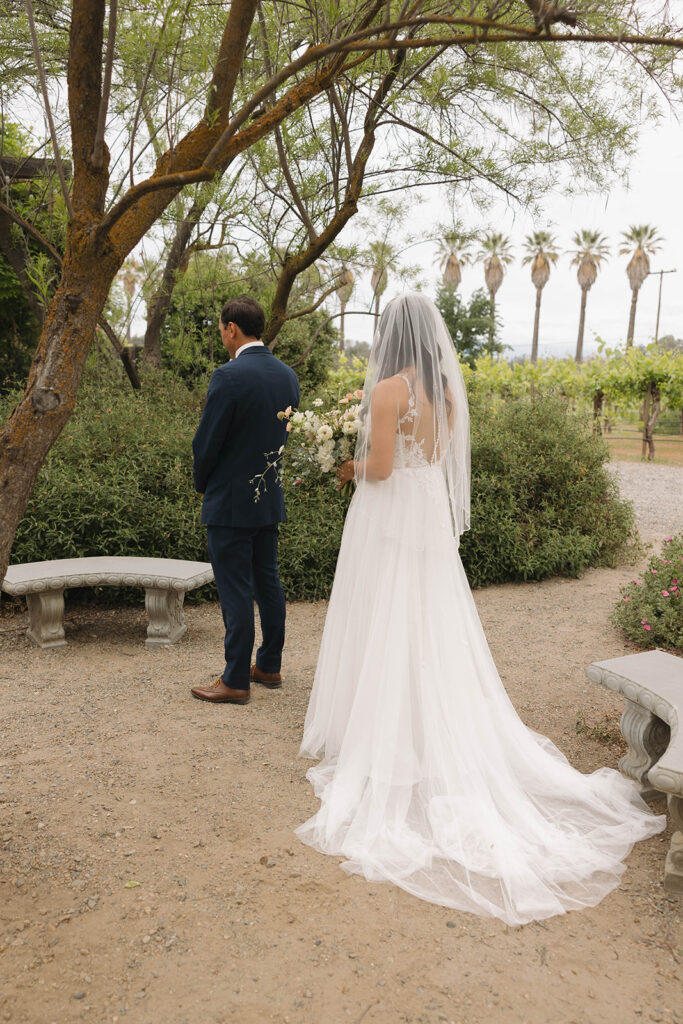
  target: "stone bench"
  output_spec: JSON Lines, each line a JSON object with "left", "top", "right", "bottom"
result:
{"left": 2, "top": 557, "right": 214, "bottom": 649}
{"left": 586, "top": 649, "right": 683, "bottom": 894}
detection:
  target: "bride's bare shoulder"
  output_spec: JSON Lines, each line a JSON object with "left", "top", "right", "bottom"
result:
{"left": 370, "top": 375, "right": 406, "bottom": 408}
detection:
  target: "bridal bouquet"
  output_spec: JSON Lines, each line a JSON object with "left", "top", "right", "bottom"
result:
{"left": 252, "top": 391, "right": 363, "bottom": 501}
{"left": 282, "top": 390, "right": 363, "bottom": 472}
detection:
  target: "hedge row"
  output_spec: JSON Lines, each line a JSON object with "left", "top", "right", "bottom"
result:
{"left": 1, "top": 369, "right": 637, "bottom": 604}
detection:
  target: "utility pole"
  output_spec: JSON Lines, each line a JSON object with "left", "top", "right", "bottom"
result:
{"left": 648, "top": 268, "right": 677, "bottom": 339}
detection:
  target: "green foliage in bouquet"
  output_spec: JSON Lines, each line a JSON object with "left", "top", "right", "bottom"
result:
{"left": 611, "top": 536, "right": 683, "bottom": 653}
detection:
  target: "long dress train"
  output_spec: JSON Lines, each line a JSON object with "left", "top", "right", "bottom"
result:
{"left": 296, "top": 381, "right": 664, "bottom": 926}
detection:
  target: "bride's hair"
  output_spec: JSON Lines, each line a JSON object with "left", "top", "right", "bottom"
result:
{"left": 375, "top": 295, "right": 452, "bottom": 415}
{"left": 357, "top": 291, "right": 471, "bottom": 539}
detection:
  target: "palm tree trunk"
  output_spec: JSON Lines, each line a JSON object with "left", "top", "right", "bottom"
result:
{"left": 488, "top": 292, "right": 495, "bottom": 355}
{"left": 374, "top": 291, "right": 381, "bottom": 321}
{"left": 531, "top": 287, "right": 542, "bottom": 363}
{"left": 626, "top": 287, "right": 638, "bottom": 348}
{"left": 575, "top": 288, "right": 588, "bottom": 363}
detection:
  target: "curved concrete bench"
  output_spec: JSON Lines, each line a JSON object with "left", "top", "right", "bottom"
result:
{"left": 2, "top": 557, "right": 214, "bottom": 649}
{"left": 586, "top": 649, "right": 683, "bottom": 894}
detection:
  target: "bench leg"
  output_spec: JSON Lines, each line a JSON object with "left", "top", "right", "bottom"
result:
{"left": 25, "top": 590, "right": 67, "bottom": 649}
{"left": 618, "top": 698, "right": 670, "bottom": 797}
{"left": 144, "top": 588, "right": 187, "bottom": 647}
{"left": 664, "top": 795, "right": 683, "bottom": 895}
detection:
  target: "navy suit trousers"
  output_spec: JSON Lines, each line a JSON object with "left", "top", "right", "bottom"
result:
{"left": 207, "top": 524, "right": 286, "bottom": 690}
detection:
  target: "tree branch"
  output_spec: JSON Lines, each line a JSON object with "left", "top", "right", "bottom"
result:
{"left": 23, "top": 0, "right": 75, "bottom": 219}
{"left": 91, "top": 0, "right": 118, "bottom": 169}
{"left": 0, "top": 199, "right": 63, "bottom": 264}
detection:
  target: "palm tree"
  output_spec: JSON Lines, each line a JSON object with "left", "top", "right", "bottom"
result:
{"left": 570, "top": 229, "right": 609, "bottom": 363}
{"left": 335, "top": 265, "right": 354, "bottom": 351}
{"left": 522, "top": 230, "right": 559, "bottom": 363}
{"left": 478, "top": 231, "right": 513, "bottom": 355}
{"left": 436, "top": 228, "right": 474, "bottom": 291}
{"left": 368, "top": 240, "right": 399, "bottom": 319}
{"left": 620, "top": 224, "right": 662, "bottom": 346}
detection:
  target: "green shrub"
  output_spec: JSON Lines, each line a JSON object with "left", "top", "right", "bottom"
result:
{"left": 611, "top": 535, "right": 683, "bottom": 653}
{"left": 458, "top": 389, "right": 638, "bottom": 587}
{"left": 2, "top": 376, "right": 637, "bottom": 606}
{"left": 1, "top": 370, "right": 215, "bottom": 605}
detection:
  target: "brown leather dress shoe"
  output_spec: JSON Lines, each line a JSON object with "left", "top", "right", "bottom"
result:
{"left": 190, "top": 677, "right": 250, "bottom": 704}
{"left": 250, "top": 664, "right": 282, "bottom": 689}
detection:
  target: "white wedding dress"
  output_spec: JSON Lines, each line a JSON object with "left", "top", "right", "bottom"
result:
{"left": 296, "top": 297, "right": 665, "bottom": 927}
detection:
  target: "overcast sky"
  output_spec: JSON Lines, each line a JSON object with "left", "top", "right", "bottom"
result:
{"left": 345, "top": 111, "right": 683, "bottom": 359}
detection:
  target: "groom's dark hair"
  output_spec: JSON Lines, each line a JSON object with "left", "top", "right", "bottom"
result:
{"left": 221, "top": 296, "right": 265, "bottom": 339}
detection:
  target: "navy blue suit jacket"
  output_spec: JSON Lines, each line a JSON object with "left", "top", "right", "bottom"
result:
{"left": 192, "top": 346, "right": 300, "bottom": 527}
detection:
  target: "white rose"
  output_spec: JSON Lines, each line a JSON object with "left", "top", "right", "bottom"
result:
{"left": 342, "top": 420, "right": 358, "bottom": 435}
{"left": 291, "top": 411, "right": 304, "bottom": 425}
{"left": 312, "top": 398, "right": 324, "bottom": 407}
{"left": 317, "top": 424, "right": 333, "bottom": 441}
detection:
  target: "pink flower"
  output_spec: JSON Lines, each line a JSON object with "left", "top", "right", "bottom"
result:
{"left": 623, "top": 596, "right": 631, "bottom": 602}
{"left": 665, "top": 537, "right": 672, "bottom": 542}
{"left": 643, "top": 624, "right": 651, "bottom": 631}
{"left": 651, "top": 569, "right": 658, "bottom": 574}
{"left": 286, "top": 422, "right": 292, "bottom": 432}
{"left": 284, "top": 405, "right": 292, "bottom": 417}
{"left": 672, "top": 580, "right": 678, "bottom": 586}
{"left": 354, "top": 390, "right": 363, "bottom": 399}
{"left": 632, "top": 579, "right": 639, "bottom": 585}
{"left": 293, "top": 477, "right": 302, "bottom": 485}
{"left": 662, "top": 590, "right": 670, "bottom": 597}
{"left": 641, "top": 619, "right": 648, "bottom": 625}
{"left": 340, "top": 397, "right": 349, "bottom": 405}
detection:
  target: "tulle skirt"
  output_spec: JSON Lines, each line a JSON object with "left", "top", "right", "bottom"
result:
{"left": 296, "top": 466, "right": 665, "bottom": 926}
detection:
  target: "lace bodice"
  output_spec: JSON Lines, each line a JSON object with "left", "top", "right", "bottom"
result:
{"left": 394, "top": 374, "right": 433, "bottom": 469}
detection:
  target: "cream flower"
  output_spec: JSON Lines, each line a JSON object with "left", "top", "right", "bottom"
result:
{"left": 317, "top": 424, "right": 333, "bottom": 441}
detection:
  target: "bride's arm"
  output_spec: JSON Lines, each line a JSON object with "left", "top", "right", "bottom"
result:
{"left": 339, "top": 379, "right": 400, "bottom": 484}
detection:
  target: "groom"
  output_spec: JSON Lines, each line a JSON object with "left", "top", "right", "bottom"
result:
{"left": 190, "top": 296, "right": 300, "bottom": 705}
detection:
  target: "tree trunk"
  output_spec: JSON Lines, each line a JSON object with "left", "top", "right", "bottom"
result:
{"left": 626, "top": 287, "right": 638, "bottom": 348}
{"left": 641, "top": 382, "right": 660, "bottom": 461}
{"left": 0, "top": 245, "right": 119, "bottom": 584}
{"left": 531, "top": 287, "right": 542, "bottom": 363}
{"left": 143, "top": 201, "right": 203, "bottom": 368}
{"left": 374, "top": 290, "right": 381, "bottom": 321}
{"left": 575, "top": 287, "right": 587, "bottom": 363}
{"left": 592, "top": 389, "right": 604, "bottom": 434}
{"left": 488, "top": 292, "right": 495, "bottom": 355}
{"left": 640, "top": 386, "right": 650, "bottom": 458}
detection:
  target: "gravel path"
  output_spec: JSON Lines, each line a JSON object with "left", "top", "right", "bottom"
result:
{"left": 610, "top": 459, "right": 683, "bottom": 540}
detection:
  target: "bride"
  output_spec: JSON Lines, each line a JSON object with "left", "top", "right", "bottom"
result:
{"left": 295, "top": 292, "right": 664, "bottom": 926}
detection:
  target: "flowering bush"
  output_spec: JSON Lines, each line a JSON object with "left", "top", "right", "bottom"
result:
{"left": 611, "top": 535, "right": 683, "bottom": 653}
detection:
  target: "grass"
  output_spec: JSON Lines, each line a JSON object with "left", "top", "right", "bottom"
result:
{"left": 604, "top": 423, "right": 683, "bottom": 467}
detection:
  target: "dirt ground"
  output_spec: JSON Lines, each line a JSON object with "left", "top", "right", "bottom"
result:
{"left": 1, "top": 548, "right": 681, "bottom": 1024}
